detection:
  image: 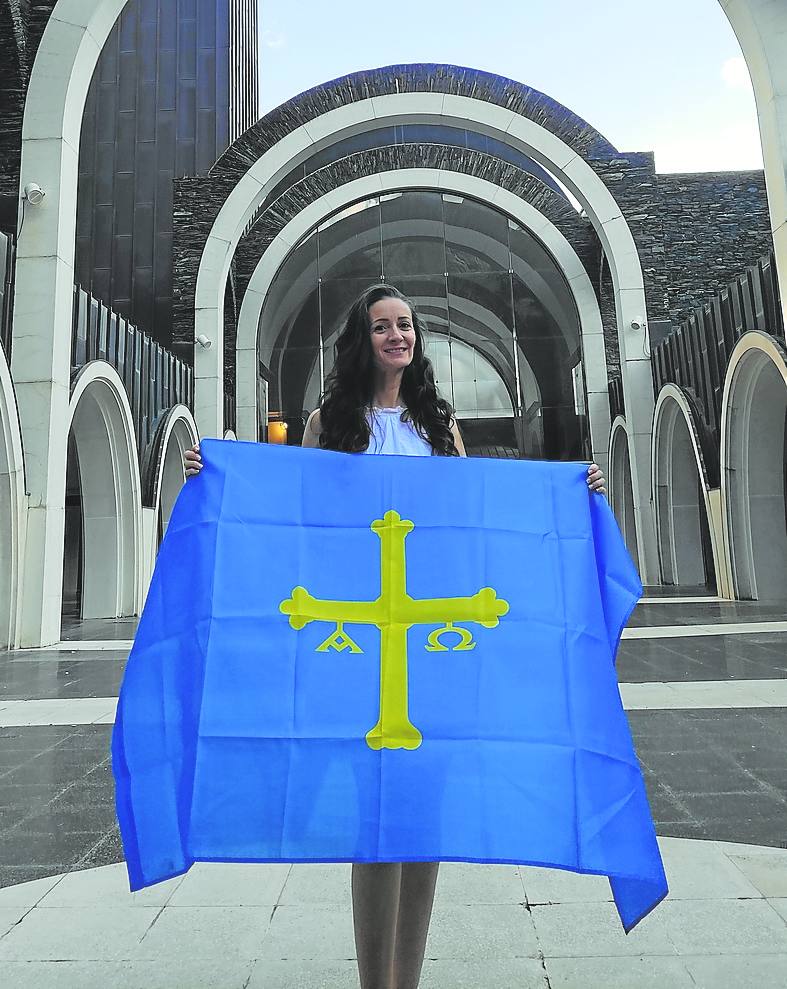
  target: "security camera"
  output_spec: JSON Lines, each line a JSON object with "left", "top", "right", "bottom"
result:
{"left": 23, "top": 183, "right": 45, "bottom": 206}
{"left": 196, "top": 334, "right": 212, "bottom": 349}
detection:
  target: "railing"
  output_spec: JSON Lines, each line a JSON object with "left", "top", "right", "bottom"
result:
{"left": 71, "top": 285, "right": 193, "bottom": 456}
{"left": 652, "top": 252, "right": 784, "bottom": 442}
{"left": 608, "top": 376, "right": 624, "bottom": 420}
{"left": 0, "top": 232, "right": 14, "bottom": 361}
{"left": 224, "top": 385, "right": 236, "bottom": 435}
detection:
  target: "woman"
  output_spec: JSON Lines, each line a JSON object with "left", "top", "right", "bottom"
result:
{"left": 186, "top": 283, "right": 606, "bottom": 989}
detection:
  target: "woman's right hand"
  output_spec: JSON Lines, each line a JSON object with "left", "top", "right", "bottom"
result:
{"left": 184, "top": 443, "right": 202, "bottom": 478}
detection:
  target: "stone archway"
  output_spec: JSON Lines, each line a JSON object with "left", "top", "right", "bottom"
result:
{"left": 0, "top": 347, "right": 25, "bottom": 649}
{"left": 652, "top": 386, "right": 718, "bottom": 590}
{"left": 190, "top": 81, "right": 658, "bottom": 580}
{"left": 145, "top": 405, "right": 199, "bottom": 542}
{"left": 235, "top": 170, "right": 610, "bottom": 472}
{"left": 65, "top": 362, "right": 142, "bottom": 622}
{"left": 609, "top": 417, "right": 640, "bottom": 572}
{"left": 721, "top": 333, "right": 787, "bottom": 600}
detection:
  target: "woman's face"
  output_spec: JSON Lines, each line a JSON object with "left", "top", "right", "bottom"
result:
{"left": 368, "top": 297, "right": 416, "bottom": 374}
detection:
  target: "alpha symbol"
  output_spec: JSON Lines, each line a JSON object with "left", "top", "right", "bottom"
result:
{"left": 316, "top": 622, "right": 363, "bottom": 654}
{"left": 280, "top": 510, "right": 508, "bottom": 751}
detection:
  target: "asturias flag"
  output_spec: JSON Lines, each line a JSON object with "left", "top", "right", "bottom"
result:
{"left": 112, "top": 439, "right": 667, "bottom": 931}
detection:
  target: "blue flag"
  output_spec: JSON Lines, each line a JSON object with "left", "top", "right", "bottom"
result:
{"left": 112, "top": 439, "right": 667, "bottom": 931}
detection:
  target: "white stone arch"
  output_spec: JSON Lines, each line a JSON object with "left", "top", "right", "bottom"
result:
{"left": 235, "top": 170, "right": 610, "bottom": 474}
{"left": 195, "top": 96, "right": 656, "bottom": 575}
{"left": 13, "top": 0, "right": 129, "bottom": 644}
{"left": 720, "top": 332, "right": 787, "bottom": 600}
{"left": 67, "top": 361, "right": 143, "bottom": 620}
{"left": 609, "top": 416, "right": 640, "bottom": 573}
{"left": 146, "top": 405, "right": 198, "bottom": 541}
{"left": 0, "top": 347, "right": 26, "bottom": 649}
{"left": 652, "top": 385, "right": 721, "bottom": 590}
{"left": 721, "top": 0, "right": 787, "bottom": 321}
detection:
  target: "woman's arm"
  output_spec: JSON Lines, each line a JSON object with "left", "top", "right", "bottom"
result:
{"left": 450, "top": 419, "right": 467, "bottom": 458}
{"left": 302, "top": 409, "right": 322, "bottom": 449}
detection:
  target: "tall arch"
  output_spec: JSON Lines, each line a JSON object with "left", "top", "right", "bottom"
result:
{"left": 721, "top": 332, "right": 787, "bottom": 600}
{"left": 66, "top": 362, "right": 142, "bottom": 621}
{"left": 609, "top": 417, "right": 640, "bottom": 573}
{"left": 144, "top": 405, "right": 199, "bottom": 541}
{"left": 0, "top": 347, "right": 26, "bottom": 649}
{"left": 13, "top": 0, "right": 127, "bottom": 644}
{"left": 652, "top": 385, "right": 720, "bottom": 590}
{"left": 193, "top": 88, "right": 657, "bottom": 578}
{"left": 721, "top": 0, "right": 787, "bottom": 323}
{"left": 235, "top": 170, "right": 609, "bottom": 472}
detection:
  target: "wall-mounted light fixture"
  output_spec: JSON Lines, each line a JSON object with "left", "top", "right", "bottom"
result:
{"left": 23, "top": 183, "right": 46, "bottom": 206}
{"left": 196, "top": 334, "right": 212, "bottom": 349}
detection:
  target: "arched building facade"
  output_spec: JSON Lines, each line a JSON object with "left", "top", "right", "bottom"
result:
{"left": 1, "top": 0, "right": 786, "bottom": 645}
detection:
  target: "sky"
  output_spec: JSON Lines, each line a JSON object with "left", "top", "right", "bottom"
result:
{"left": 259, "top": 0, "right": 762, "bottom": 174}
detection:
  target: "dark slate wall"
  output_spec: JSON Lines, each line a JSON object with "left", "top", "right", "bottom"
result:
{"left": 0, "top": 0, "right": 58, "bottom": 233}
{"left": 657, "top": 170, "right": 772, "bottom": 324}
{"left": 211, "top": 63, "right": 620, "bottom": 181}
{"left": 589, "top": 152, "right": 669, "bottom": 322}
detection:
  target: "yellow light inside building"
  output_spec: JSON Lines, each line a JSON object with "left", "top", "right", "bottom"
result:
{"left": 267, "top": 420, "right": 288, "bottom": 444}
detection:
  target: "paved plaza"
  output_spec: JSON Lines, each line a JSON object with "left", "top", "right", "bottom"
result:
{"left": 1, "top": 592, "right": 787, "bottom": 987}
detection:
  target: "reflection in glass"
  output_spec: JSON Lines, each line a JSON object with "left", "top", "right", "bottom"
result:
{"left": 257, "top": 190, "right": 590, "bottom": 461}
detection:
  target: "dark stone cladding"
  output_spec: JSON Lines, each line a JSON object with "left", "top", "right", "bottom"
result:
{"left": 209, "top": 64, "right": 619, "bottom": 181}
{"left": 173, "top": 143, "right": 610, "bottom": 389}
{"left": 589, "top": 152, "right": 669, "bottom": 321}
{"left": 0, "top": 0, "right": 58, "bottom": 233}
{"left": 657, "top": 170, "right": 772, "bottom": 324}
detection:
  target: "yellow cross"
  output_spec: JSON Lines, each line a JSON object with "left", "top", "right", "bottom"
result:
{"left": 280, "top": 510, "right": 509, "bottom": 751}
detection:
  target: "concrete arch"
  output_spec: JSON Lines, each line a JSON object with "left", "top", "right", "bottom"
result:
{"left": 236, "top": 170, "right": 610, "bottom": 473}
{"left": 609, "top": 417, "right": 640, "bottom": 573}
{"left": 67, "top": 361, "right": 143, "bottom": 620}
{"left": 652, "top": 385, "right": 722, "bottom": 591}
{"left": 194, "top": 91, "right": 656, "bottom": 575}
{"left": 720, "top": 332, "right": 787, "bottom": 600}
{"left": 0, "top": 346, "right": 26, "bottom": 649}
{"left": 144, "top": 405, "right": 199, "bottom": 540}
{"left": 721, "top": 0, "right": 787, "bottom": 321}
{"left": 13, "top": 0, "right": 128, "bottom": 644}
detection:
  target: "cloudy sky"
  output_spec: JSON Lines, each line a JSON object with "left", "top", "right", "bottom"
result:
{"left": 260, "top": 0, "right": 762, "bottom": 174}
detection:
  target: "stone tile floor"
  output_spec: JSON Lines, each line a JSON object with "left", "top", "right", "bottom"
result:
{"left": 1, "top": 590, "right": 786, "bottom": 986}
{"left": 0, "top": 840, "right": 786, "bottom": 987}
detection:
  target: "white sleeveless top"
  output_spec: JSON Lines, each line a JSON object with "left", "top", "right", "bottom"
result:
{"left": 365, "top": 406, "right": 433, "bottom": 457}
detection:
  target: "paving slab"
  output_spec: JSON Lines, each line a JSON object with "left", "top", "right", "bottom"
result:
{"left": 424, "top": 902, "right": 539, "bottom": 959}
{"left": 725, "top": 851, "right": 787, "bottom": 897}
{"left": 278, "top": 862, "right": 349, "bottom": 905}
{"left": 132, "top": 905, "right": 273, "bottom": 960}
{"left": 257, "top": 904, "right": 356, "bottom": 962}
{"left": 657, "top": 898, "right": 787, "bottom": 954}
{"left": 246, "top": 959, "right": 359, "bottom": 988}
{"left": 419, "top": 957, "right": 549, "bottom": 988}
{"left": 683, "top": 953, "right": 787, "bottom": 989}
{"left": 435, "top": 862, "right": 526, "bottom": 905}
{"left": 0, "top": 959, "right": 256, "bottom": 989}
{"left": 530, "top": 901, "right": 676, "bottom": 957}
{"left": 169, "top": 862, "right": 290, "bottom": 907}
{"left": 0, "top": 905, "right": 159, "bottom": 960}
{"left": 544, "top": 955, "right": 695, "bottom": 989}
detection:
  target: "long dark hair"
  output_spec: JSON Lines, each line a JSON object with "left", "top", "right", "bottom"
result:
{"left": 319, "top": 284, "right": 458, "bottom": 456}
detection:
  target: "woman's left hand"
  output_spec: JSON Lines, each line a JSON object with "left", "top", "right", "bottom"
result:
{"left": 587, "top": 463, "right": 606, "bottom": 496}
